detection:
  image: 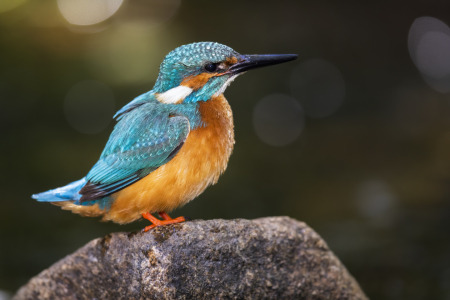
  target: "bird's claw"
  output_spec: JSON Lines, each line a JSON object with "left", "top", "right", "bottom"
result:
{"left": 141, "top": 212, "right": 187, "bottom": 233}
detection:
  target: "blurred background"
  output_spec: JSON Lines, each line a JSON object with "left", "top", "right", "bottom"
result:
{"left": 1, "top": 0, "right": 450, "bottom": 299}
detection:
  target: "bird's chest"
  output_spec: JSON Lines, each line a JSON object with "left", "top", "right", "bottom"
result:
{"left": 148, "top": 94, "right": 235, "bottom": 209}
{"left": 183, "top": 94, "right": 235, "bottom": 179}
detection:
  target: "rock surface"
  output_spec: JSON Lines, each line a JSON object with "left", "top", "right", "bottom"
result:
{"left": 14, "top": 217, "right": 367, "bottom": 300}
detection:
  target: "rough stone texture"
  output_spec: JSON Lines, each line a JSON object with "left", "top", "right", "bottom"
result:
{"left": 14, "top": 217, "right": 368, "bottom": 300}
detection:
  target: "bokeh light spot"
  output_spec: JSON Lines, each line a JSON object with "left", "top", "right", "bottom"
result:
{"left": 57, "top": 0, "right": 123, "bottom": 26}
{"left": 253, "top": 94, "right": 304, "bottom": 147}
{"left": 356, "top": 180, "right": 397, "bottom": 227}
{"left": 290, "top": 59, "right": 345, "bottom": 118}
{"left": 0, "top": 0, "right": 27, "bottom": 14}
{"left": 416, "top": 31, "right": 450, "bottom": 79}
{"left": 85, "top": 24, "right": 169, "bottom": 85}
{"left": 64, "top": 80, "right": 115, "bottom": 134}
{"left": 408, "top": 16, "right": 450, "bottom": 92}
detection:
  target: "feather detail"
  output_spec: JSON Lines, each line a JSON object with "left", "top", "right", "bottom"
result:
{"left": 78, "top": 112, "right": 190, "bottom": 203}
{"left": 32, "top": 178, "right": 86, "bottom": 202}
{"left": 156, "top": 86, "right": 193, "bottom": 104}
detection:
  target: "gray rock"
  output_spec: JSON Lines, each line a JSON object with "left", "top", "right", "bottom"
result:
{"left": 14, "top": 217, "right": 368, "bottom": 300}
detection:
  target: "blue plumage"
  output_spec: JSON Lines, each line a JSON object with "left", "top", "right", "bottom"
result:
{"left": 32, "top": 178, "right": 86, "bottom": 202}
{"left": 32, "top": 42, "right": 297, "bottom": 226}
{"left": 81, "top": 101, "right": 192, "bottom": 202}
{"left": 32, "top": 89, "right": 205, "bottom": 205}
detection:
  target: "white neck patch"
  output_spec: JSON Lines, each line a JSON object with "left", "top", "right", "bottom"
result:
{"left": 156, "top": 85, "right": 193, "bottom": 104}
{"left": 214, "top": 74, "right": 240, "bottom": 97}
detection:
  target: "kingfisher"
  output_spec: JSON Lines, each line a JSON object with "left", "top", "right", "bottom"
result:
{"left": 33, "top": 42, "right": 297, "bottom": 232}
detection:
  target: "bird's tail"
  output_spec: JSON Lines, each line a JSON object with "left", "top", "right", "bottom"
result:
{"left": 32, "top": 178, "right": 86, "bottom": 202}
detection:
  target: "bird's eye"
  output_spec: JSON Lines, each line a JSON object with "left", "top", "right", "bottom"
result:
{"left": 204, "top": 63, "right": 218, "bottom": 73}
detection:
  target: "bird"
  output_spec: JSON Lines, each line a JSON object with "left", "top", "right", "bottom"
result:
{"left": 32, "top": 42, "right": 297, "bottom": 232}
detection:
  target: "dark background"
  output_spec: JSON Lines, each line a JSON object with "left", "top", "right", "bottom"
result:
{"left": 2, "top": 0, "right": 450, "bottom": 299}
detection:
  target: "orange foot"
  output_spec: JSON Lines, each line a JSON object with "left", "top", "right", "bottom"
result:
{"left": 141, "top": 211, "right": 186, "bottom": 232}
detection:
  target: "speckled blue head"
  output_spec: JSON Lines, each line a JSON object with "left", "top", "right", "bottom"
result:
{"left": 152, "top": 42, "right": 297, "bottom": 104}
{"left": 153, "top": 42, "right": 240, "bottom": 103}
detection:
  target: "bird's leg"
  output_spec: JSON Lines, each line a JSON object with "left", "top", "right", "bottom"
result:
{"left": 141, "top": 212, "right": 186, "bottom": 232}
{"left": 158, "top": 211, "right": 172, "bottom": 220}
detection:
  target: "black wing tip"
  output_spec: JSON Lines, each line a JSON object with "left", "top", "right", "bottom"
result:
{"left": 79, "top": 175, "right": 141, "bottom": 203}
{"left": 79, "top": 182, "right": 104, "bottom": 203}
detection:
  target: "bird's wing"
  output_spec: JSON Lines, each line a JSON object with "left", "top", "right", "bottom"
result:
{"left": 78, "top": 103, "right": 190, "bottom": 203}
{"left": 113, "top": 91, "right": 154, "bottom": 121}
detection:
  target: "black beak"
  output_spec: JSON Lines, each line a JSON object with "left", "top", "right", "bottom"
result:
{"left": 228, "top": 54, "right": 298, "bottom": 75}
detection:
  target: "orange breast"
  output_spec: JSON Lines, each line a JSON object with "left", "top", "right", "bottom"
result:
{"left": 97, "top": 94, "right": 235, "bottom": 224}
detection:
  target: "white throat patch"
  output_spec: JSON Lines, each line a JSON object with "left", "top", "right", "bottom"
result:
{"left": 156, "top": 85, "right": 193, "bottom": 104}
{"left": 214, "top": 74, "right": 240, "bottom": 97}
